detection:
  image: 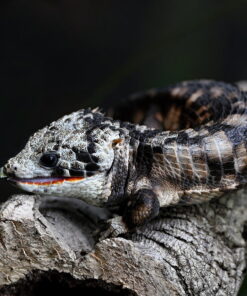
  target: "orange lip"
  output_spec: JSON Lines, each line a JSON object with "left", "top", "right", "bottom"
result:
{"left": 10, "top": 177, "right": 84, "bottom": 186}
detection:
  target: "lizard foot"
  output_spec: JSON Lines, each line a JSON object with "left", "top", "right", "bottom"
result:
{"left": 94, "top": 216, "right": 129, "bottom": 242}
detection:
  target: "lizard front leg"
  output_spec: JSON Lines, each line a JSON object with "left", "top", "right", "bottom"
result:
{"left": 98, "top": 189, "right": 160, "bottom": 240}
{"left": 123, "top": 189, "right": 160, "bottom": 227}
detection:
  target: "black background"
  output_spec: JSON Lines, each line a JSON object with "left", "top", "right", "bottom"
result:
{"left": 1, "top": 2, "right": 247, "bottom": 194}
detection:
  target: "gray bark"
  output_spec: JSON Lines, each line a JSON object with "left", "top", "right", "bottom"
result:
{"left": 0, "top": 190, "right": 246, "bottom": 296}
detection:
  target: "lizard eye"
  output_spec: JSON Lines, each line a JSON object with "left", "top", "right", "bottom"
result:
{"left": 40, "top": 152, "right": 59, "bottom": 168}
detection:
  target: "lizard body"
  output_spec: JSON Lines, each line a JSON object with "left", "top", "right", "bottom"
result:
{"left": 2, "top": 80, "right": 247, "bottom": 228}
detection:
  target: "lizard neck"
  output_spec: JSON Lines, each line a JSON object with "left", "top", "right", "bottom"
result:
{"left": 106, "top": 121, "right": 159, "bottom": 206}
{"left": 120, "top": 123, "right": 162, "bottom": 197}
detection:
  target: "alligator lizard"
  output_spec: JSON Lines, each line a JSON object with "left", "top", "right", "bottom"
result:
{"left": 1, "top": 80, "right": 247, "bottom": 230}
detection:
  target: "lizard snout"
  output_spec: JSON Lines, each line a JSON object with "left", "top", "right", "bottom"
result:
{"left": 1, "top": 163, "right": 17, "bottom": 178}
{"left": 0, "top": 166, "right": 7, "bottom": 178}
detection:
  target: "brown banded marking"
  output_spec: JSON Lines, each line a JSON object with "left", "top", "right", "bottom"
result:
{"left": 202, "top": 131, "right": 235, "bottom": 185}
{"left": 181, "top": 187, "right": 224, "bottom": 204}
{"left": 214, "top": 131, "right": 235, "bottom": 175}
{"left": 193, "top": 105, "right": 211, "bottom": 125}
{"left": 189, "top": 144, "right": 209, "bottom": 184}
{"left": 185, "top": 89, "right": 205, "bottom": 108}
{"left": 234, "top": 143, "right": 247, "bottom": 175}
{"left": 112, "top": 80, "right": 245, "bottom": 134}
{"left": 162, "top": 139, "right": 184, "bottom": 183}
{"left": 176, "top": 146, "right": 194, "bottom": 189}
{"left": 171, "top": 86, "right": 189, "bottom": 98}
{"left": 222, "top": 114, "right": 247, "bottom": 126}
{"left": 162, "top": 104, "right": 182, "bottom": 130}
{"left": 209, "top": 86, "right": 224, "bottom": 98}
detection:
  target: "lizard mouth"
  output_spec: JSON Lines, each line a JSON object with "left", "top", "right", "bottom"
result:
{"left": 8, "top": 176, "right": 84, "bottom": 186}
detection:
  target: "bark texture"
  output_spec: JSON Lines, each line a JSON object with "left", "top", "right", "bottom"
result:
{"left": 0, "top": 190, "right": 246, "bottom": 296}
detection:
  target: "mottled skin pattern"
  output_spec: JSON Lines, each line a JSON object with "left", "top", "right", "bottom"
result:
{"left": 3, "top": 80, "right": 247, "bottom": 231}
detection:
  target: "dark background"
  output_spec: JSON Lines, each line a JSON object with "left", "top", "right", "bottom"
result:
{"left": 1, "top": 1, "right": 247, "bottom": 293}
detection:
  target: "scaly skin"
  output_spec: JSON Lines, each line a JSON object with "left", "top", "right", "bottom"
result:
{"left": 2, "top": 80, "right": 247, "bottom": 230}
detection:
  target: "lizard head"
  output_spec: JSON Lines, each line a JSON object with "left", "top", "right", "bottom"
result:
{"left": 2, "top": 109, "right": 127, "bottom": 206}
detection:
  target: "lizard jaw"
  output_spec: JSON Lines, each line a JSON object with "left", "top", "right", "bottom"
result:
{"left": 6, "top": 172, "right": 110, "bottom": 206}
{"left": 8, "top": 176, "right": 84, "bottom": 186}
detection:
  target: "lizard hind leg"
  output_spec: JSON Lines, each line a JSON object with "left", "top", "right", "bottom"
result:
{"left": 123, "top": 189, "right": 160, "bottom": 228}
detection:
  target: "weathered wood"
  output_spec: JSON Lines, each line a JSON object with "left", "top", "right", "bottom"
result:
{"left": 0, "top": 190, "right": 246, "bottom": 296}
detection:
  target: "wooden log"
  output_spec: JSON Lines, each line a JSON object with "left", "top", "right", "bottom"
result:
{"left": 0, "top": 190, "right": 246, "bottom": 296}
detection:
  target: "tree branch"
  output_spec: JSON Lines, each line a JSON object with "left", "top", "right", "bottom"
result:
{"left": 0, "top": 190, "right": 246, "bottom": 295}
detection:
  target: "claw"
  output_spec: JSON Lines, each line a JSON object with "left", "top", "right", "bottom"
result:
{"left": 96, "top": 216, "right": 129, "bottom": 242}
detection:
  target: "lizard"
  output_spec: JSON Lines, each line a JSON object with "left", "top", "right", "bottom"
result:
{"left": 1, "top": 80, "right": 247, "bottom": 237}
